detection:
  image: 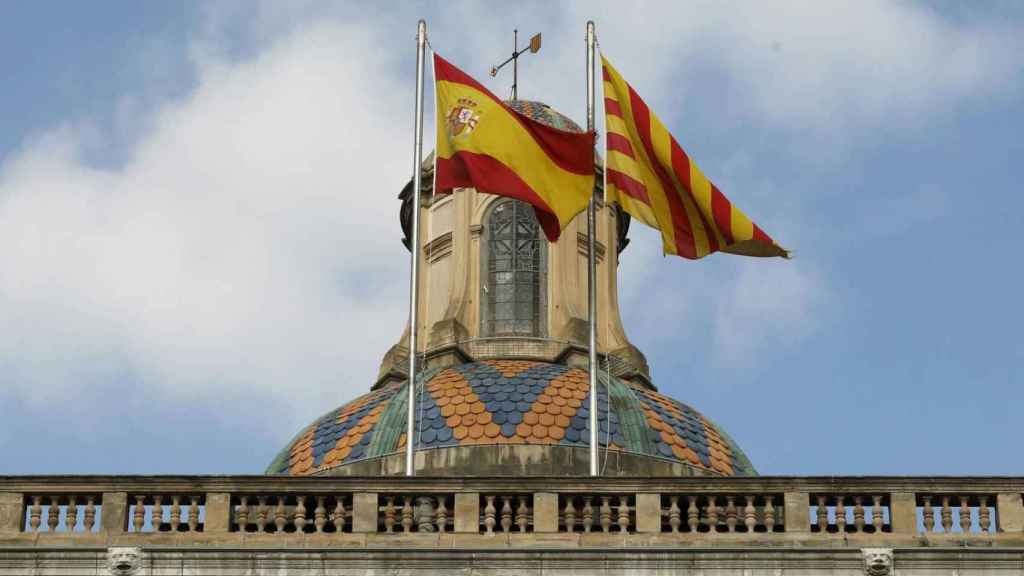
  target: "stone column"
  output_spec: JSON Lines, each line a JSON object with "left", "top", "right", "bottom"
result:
{"left": 352, "top": 493, "right": 378, "bottom": 533}
{"left": 454, "top": 493, "right": 479, "bottom": 533}
{"left": 784, "top": 492, "right": 809, "bottom": 533}
{"left": 635, "top": 493, "right": 661, "bottom": 533}
{"left": 997, "top": 493, "right": 1024, "bottom": 532}
{"left": 203, "top": 493, "right": 231, "bottom": 533}
{"left": 101, "top": 492, "right": 128, "bottom": 534}
{"left": 0, "top": 493, "right": 22, "bottom": 534}
{"left": 532, "top": 493, "right": 559, "bottom": 533}
{"left": 889, "top": 492, "right": 917, "bottom": 534}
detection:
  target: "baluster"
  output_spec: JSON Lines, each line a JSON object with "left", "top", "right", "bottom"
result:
{"left": 686, "top": 496, "right": 699, "bottom": 532}
{"left": 170, "top": 496, "right": 182, "bottom": 531}
{"left": 274, "top": 497, "right": 287, "bottom": 534}
{"left": 816, "top": 495, "right": 828, "bottom": 532}
{"left": 236, "top": 496, "right": 250, "bottom": 532}
{"left": 853, "top": 496, "right": 865, "bottom": 533}
{"left": 188, "top": 496, "right": 199, "bottom": 532}
{"left": 515, "top": 497, "right": 528, "bottom": 533}
{"left": 582, "top": 497, "right": 594, "bottom": 533}
{"left": 294, "top": 496, "right": 307, "bottom": 533}
{"left": 313, "top": 496, "right": 326, "bottom": 533}
{"left": 151, "top": 496, "right": 163, "bottom": 532}
{"left": 563, "top": 498, "right": 576, "bottom": 532}
{"left": 835, "top": 496, "right": 847, "bottom": 533}
{"left": 764, "top": 498, "right": 776, "bottom": 532}
{"left": 47, "top": 497, "right": 60, "bottom": 532}
{"left": 401, "top": 497, "right": 414, "bottom": 533}
{"left": 617, "top": 496, "right": 630, "bottom": 533}
{"left": 29, "top": 496, "right": 42, "bottom": 532}
{"left": 500, "top": 496, "right": 513, "bottom": 533}
{"left": 668, "top": 496, "right": 681, "bottom": 533}
{"left": 922, "top": 496, "right": 935, "bottom": 533}
{"left": 744, "top": 496, "right": 756, "bottom": 532}
{"left": 940, "top": 496, "right": 953, "bottom": 532}
{"left": 65, "top": 497, "right": 78, "bottom": 532}
{"left": 979, "top": 497, "right": 991, "bottom": 533}
{"left": 83, "top": 497, "right": 96, "bottom": 532}
{"left": 483, "top": 496, "right": 496, "bottom": 534}
{"left": 958, "top": 496, "right": 972, "bottom": 533}
{"left": 705, "top": 497, "right": 719, "bottom": 533}
{"left": 436, "top": 498, "right": 448, "bottom": 533}
{"left": 132, "top": 496, "right": 146, "bottom": 532}
{"left": 383, "top": 496, "right": 396, "bottom": 533}
{"left": 599, "top": 496, "right": 612, "bottom": 532}
{"left": 871, "top": 495, "right": 884, "bottom": 533}
{"left": 256, "top": 497, "right": 269, "bottom": 533}
{"left": 331, "top": 497, "right": 347, "bottom": 533}
{"left": 725, "top": 496, "right": 737, "bottom": 533}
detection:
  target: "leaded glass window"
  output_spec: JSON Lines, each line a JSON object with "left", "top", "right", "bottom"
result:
{"left": 482, "top": 199, "right": 546, "bottom": 336}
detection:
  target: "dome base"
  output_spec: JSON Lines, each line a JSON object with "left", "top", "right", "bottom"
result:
{"left": 310, "top": 444, "right": 723, "bottom": 477}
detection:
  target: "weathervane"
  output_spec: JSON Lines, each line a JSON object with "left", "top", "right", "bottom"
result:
{"left": 489, "top": 29, "right": 542, "bottom": 100}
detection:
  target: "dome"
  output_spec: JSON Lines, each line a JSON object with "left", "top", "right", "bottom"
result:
{"left": 504, "top": 100, "right": 584, "bottom": 133}
{"left": 267, "top": 360, "right": 755, "bottom": 477}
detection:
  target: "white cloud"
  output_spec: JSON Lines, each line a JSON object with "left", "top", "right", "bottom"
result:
{"left": 570, "top": 1, "right": 1023, "bottom": 132}
{"left": 0, "top": 21, "right": 411, "bottom": 427}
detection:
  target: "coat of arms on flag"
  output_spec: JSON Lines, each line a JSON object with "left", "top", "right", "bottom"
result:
{"left": 445, "top": 97, "right": 480, "bottom": 139}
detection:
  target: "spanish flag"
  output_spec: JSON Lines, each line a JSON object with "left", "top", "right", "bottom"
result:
{"left": 434, "top": 53, "right": 595, "bottom": 241}
{"left": 602, "top": 55, "right": 788, "bottom": 259}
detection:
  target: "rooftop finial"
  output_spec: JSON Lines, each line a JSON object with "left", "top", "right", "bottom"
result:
{"left": 489, "top": 29, "right": 541, "bottom": 100}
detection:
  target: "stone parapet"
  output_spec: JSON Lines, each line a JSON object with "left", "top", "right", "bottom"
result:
{"left": 1, "top": 475, "right": 1021, "bottom": 547}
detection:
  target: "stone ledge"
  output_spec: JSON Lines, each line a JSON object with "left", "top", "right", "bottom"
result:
{"left": 1, "top": 547, "right": 1023, "bottom": 576}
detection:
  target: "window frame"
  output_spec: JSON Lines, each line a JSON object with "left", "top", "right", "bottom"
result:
{"left": 479, "top": 198, "right": 548, "bottom": 338}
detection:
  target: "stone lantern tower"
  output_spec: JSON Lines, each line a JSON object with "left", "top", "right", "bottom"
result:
{"left": 380, "top": 99, "right": 647, "bottom": 389}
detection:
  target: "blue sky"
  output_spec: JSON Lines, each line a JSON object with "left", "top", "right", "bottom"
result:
{"left": 1, "top": 1, "right": 1022, "bottom": 476}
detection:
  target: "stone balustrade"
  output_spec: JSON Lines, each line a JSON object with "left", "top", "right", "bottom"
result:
{"left": 20, "top": 494, "right": 102, "bottom": 534}
{"left": 659, "top": 493, "right": 784, "bottom": 533}
{"left": 482, "top": 494, "right": 531, "bottom": 533}
{"left": 560, "top": 494, "right": 633, "bottom": 533}
{"left": 810, "top": 493, "right": 889, "bottom": 534}
{"left": 230, "top": 494, "right": 352, "bottom": 534}
{"left": 127, "top": 493, "right": 204, "bottom": 533}
{"left": 2, "top": 476, "right": 1024, "bottom": 547}
{"left": 916, "top": 493, "right": 997, "bottom": 534}
{"left": 378, "top": 493, "right": 451, "bottom": 533}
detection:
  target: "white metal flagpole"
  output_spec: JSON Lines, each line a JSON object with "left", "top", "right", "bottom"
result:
{"left": 406, "top": 19, "right": 428, "bottom": 478}
{"left": 585, "top": 20, "right": 599, "bottom": 477}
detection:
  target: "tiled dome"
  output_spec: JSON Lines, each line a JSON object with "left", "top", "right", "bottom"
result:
{"left": 267, "top": 360, "right": 755, "bottom": 477}
{"left": 505, "top": 100, "right": 584, "bottom": 133}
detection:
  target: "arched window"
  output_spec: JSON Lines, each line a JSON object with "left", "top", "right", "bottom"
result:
{"left": 481, "top": 199, "right": 547, "bottom": 337}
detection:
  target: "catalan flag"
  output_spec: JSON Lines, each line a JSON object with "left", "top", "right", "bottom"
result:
{"left": 602, "top": 55, "right": 788, "bottom": 259}
{"left": 434, "top": 53, "right": 595, "bottom": 241}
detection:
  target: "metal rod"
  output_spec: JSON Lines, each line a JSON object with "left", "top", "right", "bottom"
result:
{"left": 585, "top": 20, "right": 599, "bottom": 477}
{"left": 512, "top": 29, "right": 518, "bottom": 100}
{"left": 406, "top": 19, "right": 427, "bottom": 478}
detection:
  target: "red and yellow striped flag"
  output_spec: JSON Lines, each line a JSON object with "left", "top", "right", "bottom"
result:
{"left": 435, "top": 53, "right": 595, "bottom": 242}
{"left": 602, "top": 55, "right": 788, "bottom": 259}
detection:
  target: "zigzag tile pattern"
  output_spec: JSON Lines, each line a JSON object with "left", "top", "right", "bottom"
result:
{"left": 268, "top": 360, "right": 755, "bottom": 476}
